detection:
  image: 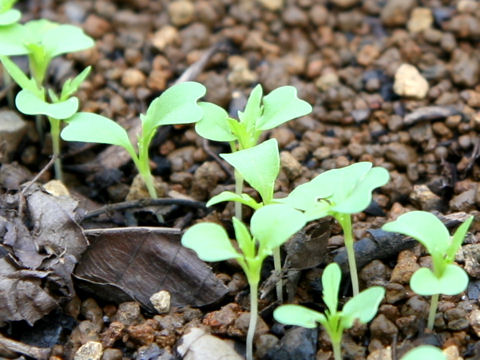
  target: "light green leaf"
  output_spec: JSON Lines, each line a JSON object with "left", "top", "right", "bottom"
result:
{"left": 60, "top": 66, "right": 92, "bottom": 100}
{"left": 232, "top": 217, "right": 255, "bottom": 258}
{"left": 251, "top": 204, "right": 306, "bottom": 252}
{"left": 446, "top": 215, "right": 473, "bottom": 263}
{"left": 321, "top": 263, "right": 341, "bottom": 315}
{"left": 221, "top": 138, "right": 279, "bottom": 204}
{"left": 274, "top": 304, "right": 326, "bottom": 328}
{"left": 331, "top": 166, "right": 390, "bottom": 214}
{"left": 41, "top": 24, "right": 94, "bottom": 58}
{"left": 0, "top": 0, "right": 17, "bottom": 13}
{"left": 0, "top": 55, "right": 42, "bottom": 96}
{"left": 401, "top": 346, "right": 446, "bottom": 360}
{"left": 142, "top": 82, "right": 206, "bottom": 135}
{"left": 61, "top": 112, "right": 135, "bottom": 156}
{"left": 15, "top": 89, "right": 78, "bottom": 119}
{"left": 238, "top": 84, "right": 262, "bottom": 125}
{"left": 410, "top": 265, "right": 468, "bottom": 296}
{"left": 206, "top": 191, "right": 262, "bottom": 210}
{"left": 0, "top": 23, "right": 28, "bottom": 55}
{"left": 382, "top": 211, "right": 450, "bottom": 258}
{"left": 195, "top": 102, "right": 236, "bottom": 142}
{"left": 0, "top": 9, "right": 20, "bottom": 26}
{"left": 341, "top": 286, "right": 385, "bottom": 328}
{"left": 181, "top": 222, "right": 240, "bottom": 262}
{"left": 257, "top": 86, "right": 312, "bottom": 131}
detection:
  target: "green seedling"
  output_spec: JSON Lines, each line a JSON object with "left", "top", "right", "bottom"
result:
{"left": 273, "top": 262, "right": 384, "bottom": 360}
{"left": 0, "top": 0, "right": 20, "bottom": 25}
{"left": 382, "top": 211, "right": 473, "bottom": 330}
{"left": 182, "top": 204, "right": 306, "bottom": 360}
{"left": 196, "top": 84, "right": 312, "bottom": 220}
{"left": 61, "top": 81, "right": 206, "bottom": 199}
{"left": 401, "top": 345, "right": 446, "bottom": 360}
{"left": 279, "top": 162, "right": 389, "bottom": 295}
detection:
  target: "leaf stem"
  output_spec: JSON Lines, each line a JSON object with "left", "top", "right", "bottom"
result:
{"left": 48, "top": 117, "right": 62, "bottom": 181}
{"left": 273, "top": 247, "right": 283, "bottom": 303}
{"left": 332, "top": 339, "right": 342, "bottom": 360}
{"left": 137, "top": 136, "right": 158, "bottom": 199}
{"left": 246, "top": 280, "right": 258, "bottom": 360}
{"left": 234, "top": 169, "right": 243, "bottom": 220}
{"left": 427, "top": 293, "right": 439, "bottom": 330}
{"left": 337, "top": 213, "right": 359, "bottom": 296}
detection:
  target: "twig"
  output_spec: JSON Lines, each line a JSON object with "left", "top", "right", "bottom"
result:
{"left": 81, "top": 198, "right": 206, "bottom": 221}
{"left": 202, "top": 138, "right": 234, "bottom": 178}
{"left": 0, "top": 333, "right": 50, "bottom": 360}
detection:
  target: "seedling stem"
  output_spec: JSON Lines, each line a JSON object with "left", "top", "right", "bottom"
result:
{"left": 428, "top": 293, "right": 439, "bottom": 330}
{"left": 336, "top": 213, "right": 359, "bottom": 295}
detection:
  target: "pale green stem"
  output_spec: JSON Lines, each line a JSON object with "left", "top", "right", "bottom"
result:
{"left": 337, "top": 213, "right": 359, "bottom": 296}
{"left": 273, "top": 247, "right": 283, "bottom": 303}
{"left": 332, "top": 339, "right": 342, "bottom": 360}
{"left": 137, "top": 138, "right": 158, "bottom": 199}
{"left": 246, "top": 280, "right": 258, "bottom": 360}
{"left": 234, "top": 169, "right": 243, "bottom": 220}
{"left": 427, "top": 293, "right": 439, "bottom": 330}
{"left": 48, "top": 117, "right": 62, "bottom": 181}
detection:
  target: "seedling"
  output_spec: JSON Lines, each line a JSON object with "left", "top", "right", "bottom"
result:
{"left": 273, "top": 262, "right": 384, "bottom": 360}
{"left": 182, "top": 204, "right": 306, "bottom": 360}
{"left": 196, "top": 84, "right": 312, "bottom": 219}
{"left": 382, "top": 211, "right": 473, "bottom": 330}
{"left": 401, "top": 346, "right": 446, "bottom": 360}
{"left": 61, "top": 81, "right": 206, "bottom": 199}
{"left": 279, "top": 162, "right": 390, "bottom": 295}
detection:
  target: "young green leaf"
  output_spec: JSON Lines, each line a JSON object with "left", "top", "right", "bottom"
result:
{"left": 0, "top": 2, "right": 20, "bottom": 26}
{"left": 0, "top": 55, "right": 42, "bottom": 96}
{"left": 15, "top": 89, "right": 78, "bottom": 119}
{"left": 206, "top": 191, "right": 262, "bottom": 210}
{"left": 256, "top": 86, "right": 312, "bottom": 131}
{"left": 60, "top": 66, "right": 92, "bottom": 100}
{"left": 61, "top": 112, "right": 135, "bottom": 155}
{"left": 447, "top": 215, "right": 474, "bottom": 263}
{"left": 322, "top": 262, "right": 341, "bottom": 315}
{"left": 0, "top": 0, "right": 17, "bottom": 13}
{"left": 251, "top": 204, "right": 306, "bottom": 253}
{"left": 182, "top": 222, "right": 240, "bottom": 262}
{"left": 41, "top": 23, "right": 94, "bottom": 57}
{"left": 220, "top": 138, "right": 279, "bottom": 204}
{"left": 410, "top": 265, "right": 469, "bottom": 296}
{"left": 142, "top": 81, "right": 206, "bottom": 135}
{"left": 238, "top": 84, "right": 262, "bottom": 125}
{"left": 401, "top": 346, "right": 446, "bottom": 360}
{"left": 274, "top": 304, "right": 326, "bottom": 329}
{"left": 232, "top": 217, "right": 255, "bottom": 259}
{"left": 341, "top": 286, "right": 385, "bottom": 328}
{"left": 195, "top": 102, "right": 236, "bottom": 142}
{"left": 382, "top": 211, "right": 450, "bottom": 258}
{"left": 0, "top": 23, "right": 26, "bottom": 55}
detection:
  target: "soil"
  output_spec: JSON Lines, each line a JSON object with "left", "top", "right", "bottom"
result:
{"left": 1, "top": 0, "right": 480, "bottom": 359}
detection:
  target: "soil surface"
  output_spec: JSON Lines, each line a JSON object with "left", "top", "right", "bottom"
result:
{"left": 2, "top": 0, "right": 480, "bottom": 359}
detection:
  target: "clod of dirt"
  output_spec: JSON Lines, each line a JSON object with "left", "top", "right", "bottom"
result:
{"left": 266, "top": 326, "right": 317, "bottom": 360}
{"left": 393, "top": 64, "right": 429, "bottom": 99}
{"left": 0, "top": 110, "right": 27, "bottom": 161}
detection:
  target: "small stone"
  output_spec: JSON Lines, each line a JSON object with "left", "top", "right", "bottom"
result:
{"left": 227, "top": 56, "right": 258, "bottom": 86}
{"left": 270, "top": 128, "right": 296, "bottom": 148}
{"left": 381, "top": 0, "right": 415, "bottom": 26}
{"left": 43, "top": 180, "right": 71, "bottom": 197}
{"left": 329, "top": 0, "right": 360, "bottom": 8}
{"left": 407, "top": 8, "right": 433, "bottom": 33}
{"left": 151, "top": 26, "right": 180, "bottom": 51}
{"left": 203, "top": 303, "right": 241, "bottom": 335}
{"left": 444, "top": 308, "right": 469, "bottom": 331}
{"left": 409, "top": 184, "right": 443, "bottom": 211}
{"left": 469, "top": 309, "right": 480, "bottom": 336}
{"left": 280, "top": 151, "right": 303, "bottom": 181}
{"left": 80, "top": 298, "right": 104, "bottom": 331}
{"left": 83, "top": 14, "right": 111, "bottom": 38}
{"left": 401, "top": 296, "right": 429, "bottom": 318}
{"left": 267, "top": 326, "right": 318, "bottom": 360}
{"left": 360, "top": 260, "right": 389, "bottom": 287}
{"left": 126, "top": 320, "right": 156, "bottom": 345}
{"left": 258, "top": 0, "right": 283, "bottom": 11}
{"left": 0, "top": 110, "right": 27, "bottom": 161}
{"left": 112, "top": 302, "right": 144, "bottom": 326}
{"left": 234, "top": 312, "right": 269, "bottom": 338}
{"left": 443, "top": 345, "right": 462, "bottom": 360}
{"left": 74, "top": 341, "right": 103, "bottom": 360}
{"left": 370, "top": 314, "right": 398, "bottom": 344}
{"left": 101, "top": 348, "right": 123, "bottom": 360}
{"left": 121, "top": 68, "right": 146, "bottom": 88}
{"left": 150, "top": 290, "right": 171, "bottom": 314}
{"left": 393, "top": 64, "right": 429, "bottom": 99}
{"left": 191, "top": 161, "right": 226, "bottom": 201}
{"left": 390, "top": 250, "right": 419, "bottom": 284}
{"left": 315, "top": 71, "right": 339, "bottom": 91}
{"left": 449, "top": 188, "right": 476, "bottom": 212}
{"left": 462, "top": 244, "right": 480, "bottom": 278}
{"left": 385, "top": 143, "right": 418, "bottom": 168}
{"left": 367, "top": 346, "right": 392, "bottom": 360}
{"left": 168, "top": 1, "right": 195, "bottom": 27}
{"left": 100, "top": 322, "right": 125, "bottom": 348}
{"left": 282, "top": 5, "right": 309, "bottom": 27}
{"left": 357, "top": 44, "right": 380, "bottom": 67}
{"left": 385, "top": 282, "right": 407, "bottom": 304}
{"left": 126, "top": 174, "right": 168, "bottom": 200}
{"left": 451, "top": 50, "right": 479, "bottom": 87}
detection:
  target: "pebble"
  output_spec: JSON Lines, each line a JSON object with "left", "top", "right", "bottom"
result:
{"left": 409, "top": 184, "right": 443, "bottom": 211}
{"left": 101, "top": 322, "right": 125, "bottom": 348}
{"left": 265, "top": 326, "right": 318, "bottom": 360}
{"left": 151, "top": 26, "right": 180, "bottom": 51}
{"left": 443, "top": 345, "right": 463, "bottom": 360}
{"left": 393, "top": 64, "right": 429, "bottom": 99}
{"left": 126, "top": 174, "right": 168, "bottom": 200}
{"left": 359, "top": 260, "right": 390, "bottom": 287}
{"left": 168, "top": 1, "right": 195, "bottom": 27}
{"left": 381, "top": 0, "right": 415, "bottom": 26}
{"left": 121, "top": 68, "right": 146, "bottom": 88}
{"left": 280, "top": 151, "right": 303, "bottom": 181}
{"left": 126, "top": 320, "right": 157, "bottom": 345}
{"left": 150, "top": 290, "right": 171, "bottom": 314}
{"left": 407, "top": 8, "right": 433, "bottom": 33}
{"left": 384, "top": 143, "right": 418, "bottom": 168}
{"left": 227, "top": 55, "right": 258, "bottom": 86}
{"left": 444, "top": 308, "right": 469, "bottom": 331}
{"left": 112, "top": 302, "right": 144, "bottom": 326}
{"left": 367, "top": 346, "right": 392, "bottom": 360}
{"left": 390, "top": 250, "right": 419, "bottom": 284}
{"left": 101, "top": 348, "right": 123, "bottom": 360}
{"left": 80, "top": 298, "right": 104, "bottom": 331}
{"left": 330, "top": 0, "right": 360, "bottom": 8}
{"left": 74, "top": 341, "right": 103, "bottom": 360}
{"left": 451, "top": 50, "right": 479, "bottom": 87}
{"left": 255, "top": 334, "right": 279, "bottom": 359}
{"left": 385, "top": 282, "right": 407, "bottom": 304}
{"left": 83, "top": 14, "right": 111, "bottom": 38}
{"left": 0, "top": 111, "right": 27, "bottom": 161}
{"left": 449, "top": 188, "right": 476, "bottom": 212}
{"left": 370, "top": 314, "right": 398, "bottom": 344}
{"left": 462, "top": 244, "right": 480, "bottom": 278}
{"left": 469, "top": 309, "right": 480, "bottom": 337}
{"left": 191, "top": 161, "right": 226, "bottom": 201}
